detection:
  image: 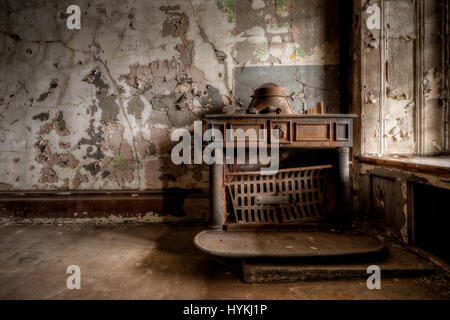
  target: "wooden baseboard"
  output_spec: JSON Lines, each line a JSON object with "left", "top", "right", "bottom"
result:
{"left": 0, "top": 189, "right": 209, "bottom": 219}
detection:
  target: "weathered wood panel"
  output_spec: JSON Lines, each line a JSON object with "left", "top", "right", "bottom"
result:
{"left": 361, "top": 0, "right": 383, "bottom": 155}
{"left": 424, "top": 0, "right": 445, "bottom": 155}
{"left": 385, "top": 0, "right": 416, "bottom": 155}
{"left": 358, "top": 0, "right": 447, "bottom": 156}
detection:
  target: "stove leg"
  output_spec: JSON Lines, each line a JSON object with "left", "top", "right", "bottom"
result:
{"left": 337, "top": 147, "right": 351, "bottom": 223}
{"left": 209, "top": 157, "right": 224, "bottom": 230}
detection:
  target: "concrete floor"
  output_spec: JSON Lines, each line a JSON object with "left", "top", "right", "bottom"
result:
{"left": 0, "top": 222, "right": 449, "bottom": 300}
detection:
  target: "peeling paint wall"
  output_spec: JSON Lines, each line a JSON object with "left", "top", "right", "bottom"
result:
{"left": 355, "top": 0, "right": 449, "bottom": 156}
{"left": 232, "top": 0, "right": 341, "bottom": 113}
{"left": 0, "top": 0, "right": 341, "bottom": 193}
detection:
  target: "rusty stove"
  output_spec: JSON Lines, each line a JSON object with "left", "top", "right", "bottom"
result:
{"left": 194, "top": 84, "right": 359, "bottom": 258}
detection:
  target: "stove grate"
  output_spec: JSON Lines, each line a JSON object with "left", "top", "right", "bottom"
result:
{"left": 224, "top": 165, "right": 333, "bottom": 224}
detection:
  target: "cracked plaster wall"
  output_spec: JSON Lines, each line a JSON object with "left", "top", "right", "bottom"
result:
{"left": 0, "top": 0, "right": 340, "bottom": 192}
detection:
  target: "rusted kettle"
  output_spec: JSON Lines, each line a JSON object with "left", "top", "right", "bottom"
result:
{"left": 247, "top": 83, "right": 293, "bottom": 115}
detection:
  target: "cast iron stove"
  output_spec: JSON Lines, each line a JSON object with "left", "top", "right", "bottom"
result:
{"left": 194, "top": 84, "right": 384, "bottom": 259}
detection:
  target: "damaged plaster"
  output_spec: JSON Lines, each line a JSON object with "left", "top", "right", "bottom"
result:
{"left": 0, "top": 0, "right": 343, "bottom": 204}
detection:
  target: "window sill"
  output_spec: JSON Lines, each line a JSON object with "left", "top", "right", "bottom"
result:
{"left": 355, "top": 155, "right": 450, "bottom": 178}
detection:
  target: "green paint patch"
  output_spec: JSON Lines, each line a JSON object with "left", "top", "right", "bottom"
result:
{"left": 165, "top": 12, "right": 180, "bottom": 23}
{"left": 112, "top": 153, "right": 134, "bottom": 170}
{"left": 216, "top": 0, "right": 235, "bottom": 23}
{"left": 295, "top": 48, "right": 306, "bottom": 58}
{"left": 253, "top": 47, "right": 269, "bottom": 60}
{"left": 254, "top": 48, "right": 268, "bottom": 55}
{"left": 276, "top": 0, "right": 288, "bottom": 17}
{"left": 251, "top": 40, "right": 269, "bottom": 61}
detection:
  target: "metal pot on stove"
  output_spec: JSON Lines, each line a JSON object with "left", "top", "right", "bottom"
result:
{"left": 247, "top": 83, "right": 293, "bottom": 115}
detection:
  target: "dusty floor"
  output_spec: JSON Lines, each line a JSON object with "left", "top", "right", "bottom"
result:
{"left": 0, "top": 223, "right": 448, "bottom": 300}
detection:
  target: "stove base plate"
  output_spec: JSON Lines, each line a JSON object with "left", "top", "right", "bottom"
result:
{"left": 194, "top": 229, "right": 386, "bottom": 259}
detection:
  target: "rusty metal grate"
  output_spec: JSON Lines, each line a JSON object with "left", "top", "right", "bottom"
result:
{"left": 224, "top": 165, "right": 333, "bottom": 224}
